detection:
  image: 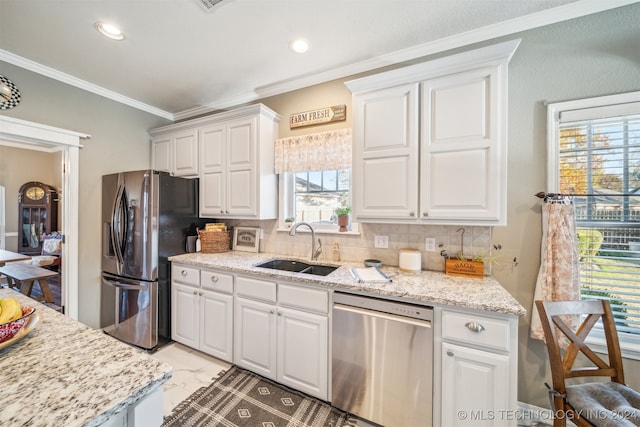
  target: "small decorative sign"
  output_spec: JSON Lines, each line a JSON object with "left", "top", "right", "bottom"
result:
{"left": 445, "top": 259, "right": 484, "bottom": 279}
{"left": 232, "top": 226, "right": 260, "bottom": 253}
{"left": 290, "top": 104, "right": 346, "bottom": 129}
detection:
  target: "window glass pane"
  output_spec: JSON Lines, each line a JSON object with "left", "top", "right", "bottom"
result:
{"left": 558, "top": 111, "right": 640, "bottom": 344}
{"left": 295, "top": 172, "right": 308, "bottom": 192}
{"left": 308, "top": 171, "right": 323, "bottom": 191}
{"left": 293, "top": 168, "right": 350, "bottom": 224}
{"left": 323, "top": 170, "right": 337, "bottom": 191}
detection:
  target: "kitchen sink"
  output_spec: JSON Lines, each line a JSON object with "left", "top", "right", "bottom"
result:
{"left": 255, "top": 259, "right": 339, "bottom": 276}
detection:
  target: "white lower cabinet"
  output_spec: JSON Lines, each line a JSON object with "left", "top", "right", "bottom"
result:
{"left": 437, "top": 307, "right": 518, "bottom": 426}
{"left": 234, "top": 276, "right": 329, "bottom": 399}
{"left": 171, "top": 264, "right": 234, "bottom": 362}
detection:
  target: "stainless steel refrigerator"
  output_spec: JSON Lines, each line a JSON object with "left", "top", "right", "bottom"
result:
{"left": 101, "top": 170, "right": 198, "bottom": 350}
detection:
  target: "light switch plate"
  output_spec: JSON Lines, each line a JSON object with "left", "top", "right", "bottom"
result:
{"left": 374, "top": 235, "right": 389, "bottom": 248}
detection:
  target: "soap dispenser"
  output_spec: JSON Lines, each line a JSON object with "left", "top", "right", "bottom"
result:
{"left": 332, "top": 242, "right": 341, "bottom": 261}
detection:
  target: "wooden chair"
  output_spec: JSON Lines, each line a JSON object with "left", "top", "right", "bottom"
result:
{"left": 535, "top": 300, "right": 640, "bottom": 426}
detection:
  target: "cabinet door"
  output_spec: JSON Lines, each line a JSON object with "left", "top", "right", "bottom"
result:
{"left": 353, "top": 83, "right": 420, "bottom": 220}
{"left": 277, "top": 307, "right": 328, "bottom": 399}
{"left": 226, "top": 118, "right": 257, "bottom": 216}
{"left": 152, "top": 136, "right": 172, "bottom": 174}
{"left": 171, "top": 282, "right": 199, "bottom": 348}
{"left": 200, "top": 290, "right": 233, "bottom": 362}
{"left": 173, "top": 130, "right": 199, "bottom": 176}
{"left": 200, "top": 124, "right": 226, "bottom": 216}
{"left": 421, "top": 67, "right": 504, "bottom": 223}
{"left": 234, "top": 296, "right": 277, "bottom": 379}
{"left": 441, "top": 342, "right": 510, "bottom": 426}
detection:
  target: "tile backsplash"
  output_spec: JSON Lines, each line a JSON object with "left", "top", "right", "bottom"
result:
{"left": 222, "top": 219, "right": 493, "bottom": 273}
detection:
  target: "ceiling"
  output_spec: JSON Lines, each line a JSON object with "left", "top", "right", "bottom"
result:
{"left": 0, "top": 0, "right": 635, "bottom": 121}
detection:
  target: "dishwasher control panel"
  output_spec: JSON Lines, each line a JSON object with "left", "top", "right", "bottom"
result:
{"left": 333, "top": 292, "right": 433, "bottom": 321}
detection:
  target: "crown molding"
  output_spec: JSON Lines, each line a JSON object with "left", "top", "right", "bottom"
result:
{"left": 0, "top": 50, "right": 174, "bottom": 120}
{"left": 1, "top": 0, "right": 637, "bottom": 122}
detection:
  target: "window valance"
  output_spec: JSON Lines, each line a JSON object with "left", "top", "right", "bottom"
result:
{"left": 274, "top": 128, "right": 352, "bottom": 174}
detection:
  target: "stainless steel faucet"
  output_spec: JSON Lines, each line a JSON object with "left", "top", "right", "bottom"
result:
{"left": 288, "top": 222, "right": 322, "bottom": 261}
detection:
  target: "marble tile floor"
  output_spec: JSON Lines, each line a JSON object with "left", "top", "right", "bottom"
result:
{"left": 152, "top": 342, "right": 231, "bottom": 416}
{"left": 152, "top": 342, "right": 551, "bottom": 426}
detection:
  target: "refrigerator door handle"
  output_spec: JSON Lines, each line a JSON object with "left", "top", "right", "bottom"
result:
{"left": 110, "top": 183, "right": 126, "bottom": 267}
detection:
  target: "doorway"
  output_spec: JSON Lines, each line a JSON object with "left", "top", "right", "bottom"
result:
{"left": 0, "top": 115, "right": 88, "bottom": 320}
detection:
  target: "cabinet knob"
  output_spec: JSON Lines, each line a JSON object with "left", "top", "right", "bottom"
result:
{"left": 270, "top": 309, "right": 275, "bottom": 314}
{"left": 423, "top": 212, "right": 428, "bottom": 217}
{"left": 225, "top": 210, "right": 229, "bottom": 214}
{"left": 465, "top": 321, "right": 485, "bottom": 333}
{"left": 409, "top": 212, "right": 415, "bottom": 217}
{"left": 211, "top": 276, "right": 219, "bottom": 283}
{"left": 277, "top": 311, "right": 282, "bottom": 316}
{"left": 193, "top": 290, "right": 198, "bottom": 295}
{"left": 447, "top": 351, "right": 454, "bottom": 357}
{"left": 220, "top": 210, "right": 224, "bottom": 214}
{"left": 181, "top": 270, "right": 188, "bottom": 277}
{"left": 199, "top": 292, "right": 203, "bottom": 296}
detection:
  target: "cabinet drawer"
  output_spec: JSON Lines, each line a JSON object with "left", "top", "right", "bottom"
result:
{"left": 441, "top": 310, "right": 511, "bottom": 352}
{"left": 201, "top": 269, "right": 233, "bottom": 294}
{"left": 278, "top": 284, "right": 328, "bottom": 314}
{"left": 172, "top": 264, "right": 199, "bottom": 287}
{"left": 236, "top": 276, "right": 277, "bottom": 303}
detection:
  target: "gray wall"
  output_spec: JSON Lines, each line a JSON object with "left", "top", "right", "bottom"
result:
{"left": 0, "top": 60, "right": 171, "bottom": 324}
{"left": 1, "top": 3, "right": 638, "bottom": 408}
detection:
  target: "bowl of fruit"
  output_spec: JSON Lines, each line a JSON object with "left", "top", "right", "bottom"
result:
{"left": 0, "top": 297, "right": 36, "bottom": 344}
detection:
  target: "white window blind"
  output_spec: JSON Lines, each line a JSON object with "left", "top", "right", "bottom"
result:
{"left": 556, "top": 99, "right": 640, "bottom": 350}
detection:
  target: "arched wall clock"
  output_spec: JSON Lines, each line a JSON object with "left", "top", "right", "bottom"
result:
{"left": 0, "top": 75, "right": 21, "bottom": 110}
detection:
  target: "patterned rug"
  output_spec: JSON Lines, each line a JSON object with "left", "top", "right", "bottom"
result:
{"left": 162, "top": 366, "right": 355, "bottom": 427}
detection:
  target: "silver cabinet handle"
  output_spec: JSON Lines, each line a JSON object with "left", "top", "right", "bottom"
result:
{"left": 447, "top": 351, "right": 454, "bottom": 357}
{"left": 193, "top": 290, "right": 197, "bottom": 295}
{"left": 199, "top": 292, "right": 203, "bottom": 296}
{"left": 465, "top": 321, "right": 485, "bottom": 333}
{"left": 181, "top": 270, "right": 188, "bottom": 276}
{"left": 423, "top": 212, "right": 428, "bottom": 217}
{"left": 211, "top": 276, "right": 219, "bottom": 283}
{"left": 277, "top": 311, "right": 282, "bottom": 316}
{"left": 270, "top": 309, "right": 275, "bottom": 314}
{"left": 409, "top": 212, "right": 415, "bottom": 217}
{"left": 220, "top": 210, "right": 224, "bottom": 213}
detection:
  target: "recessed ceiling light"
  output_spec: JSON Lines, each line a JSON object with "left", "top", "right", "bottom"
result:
{"left": 95, "top": 22, "right": 125, "bottom": 41}
{"left": 289, "top": 38, "right": 310, "bottom": 54}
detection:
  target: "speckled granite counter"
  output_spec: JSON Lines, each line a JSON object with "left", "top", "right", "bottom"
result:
{"left": 169, "top": 252, "right": 526, "bottom": 316}
{"left": 0, "top": 289, "right": 172, "bottom": 427}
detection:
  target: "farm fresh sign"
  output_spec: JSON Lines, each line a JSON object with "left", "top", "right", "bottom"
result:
{"left": 290, "top": 105, "right": 346, "bottom": 129}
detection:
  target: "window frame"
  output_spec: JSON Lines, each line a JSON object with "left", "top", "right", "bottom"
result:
{"left": 547, "top": 90, "right": 640, "bottom": 360}
{"left": 278, "top": 170, "right": 359, "bottom": 235}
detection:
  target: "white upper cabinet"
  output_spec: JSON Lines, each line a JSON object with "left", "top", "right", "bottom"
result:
{"left": 352, "top": 83, "right": 419, "bottom": 219}
{"left": 150, "top": 104, "right": 280, "bottom": 219}
{"left": 346, "top": 39, "right": 519, "bottom": 226}
{"left": 151, "top": 129, "right": 198, "bottom": 177}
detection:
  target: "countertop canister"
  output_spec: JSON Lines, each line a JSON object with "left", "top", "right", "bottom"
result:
{"left": 399, "top": 248, "right": 421, "bottom": 273}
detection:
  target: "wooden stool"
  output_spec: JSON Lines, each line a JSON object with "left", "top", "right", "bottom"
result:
{"left": 0, "top": 263, "right": 58, "bottom": 304}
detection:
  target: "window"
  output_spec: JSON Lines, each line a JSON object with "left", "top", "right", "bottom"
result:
{"left": 294, "top": 169, "right": 350, "bottom": 223}
{"left": 275, "top": 128, "right": 356, "bottom": 233}
{"left": 549, "top": 91, "right": 640, "bottom": 355}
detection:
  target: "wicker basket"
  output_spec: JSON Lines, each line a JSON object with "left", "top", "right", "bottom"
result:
{"left": 197, "top": 229, "right": 231, "bottom": 253}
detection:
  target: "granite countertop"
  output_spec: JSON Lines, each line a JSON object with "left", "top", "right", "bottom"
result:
{"left": 169, "top": 252, "right": 526, "bottom": 316}
{"left": 0, "top": 289, "right": 172, "bottom": 427}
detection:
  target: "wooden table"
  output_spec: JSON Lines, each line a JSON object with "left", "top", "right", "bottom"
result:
{"left": 0, "top": 249, "right": 31, "bottom": 267}
{"left": 0, "top": 263, "right": 57, "bottom": 303}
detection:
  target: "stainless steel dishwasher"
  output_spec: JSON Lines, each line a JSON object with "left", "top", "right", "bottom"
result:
{"left": 331, "top": 292, "right": 433, "bottom": 426}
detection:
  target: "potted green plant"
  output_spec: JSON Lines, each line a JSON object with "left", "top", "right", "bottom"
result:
{"left": 284, "top": 217, "right": 295, "bottom": 229}
{"left": 334, "top": 206, "right": 352, "bottom": 232}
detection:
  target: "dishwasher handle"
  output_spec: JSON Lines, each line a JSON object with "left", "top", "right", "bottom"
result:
{"left": 334, "top": 303, "right": 432, "bottom": 328}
